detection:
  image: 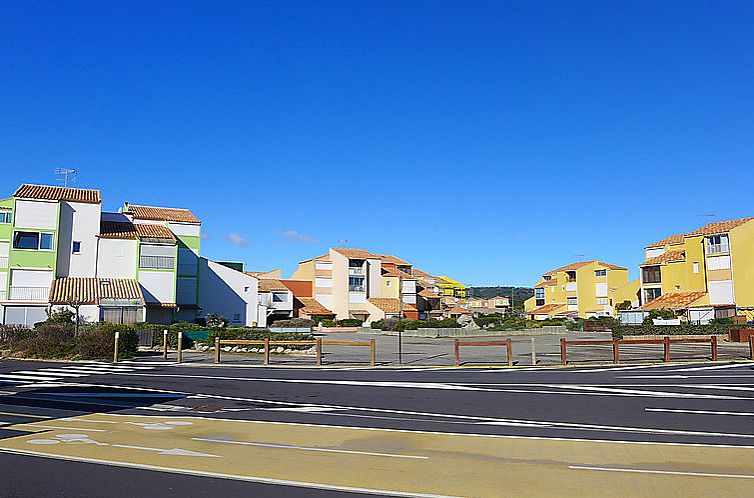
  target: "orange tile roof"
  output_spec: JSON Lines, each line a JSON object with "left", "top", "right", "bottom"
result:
{"left": 332, "top": 248, "right": 378, "bottom": 259}
{"left": 367, "top": 298, "right": 417, "bottom": 313}
{"left": 100, "top": 221, "right": 138, "bottom": 239}
{"left": 49, "top": 278, "right": 144, "bottom": 305}
{"left": 134, "top": 223, "right": 176, "bottom": 242}
{"left": 14, "top": 184, "right": 101, "bottom": 204}
{"left": 300, "top": 254, "right": 331, "bottom": 263}
{"left": 381, "top": 267, "right": 416, "bottom": 280}
{"left": 641, "top": 249, "right": 686, "bottom": 266}
{"left": 686, "top": 217, "right": 754, "bottom": 237}
{"left": 543, "top": 260, "right": 626, "bottom": 277}
{"left": 378, "top": 254, "right": 412, "bottom": 266}
{"left": 126, "top": 204, "right": 200, "bottom": 224}
{"left": 447, "top": 305, "right": 471, "bottom": 315}
{"left": 419, "top": 289, "right": 440, "bottom": 298}
{"left": 528, "top": 303, "right": 567, "bottom": 315}
{"left": 295, "top": 297, "right": 334, "bottom": 315}
{"left": 535, "top": 279, "right": 558, "bottom": 287}
{"left": 638, "top": 291, "right": 707, "bottom": 311}
{"left": 647, "top": 233, "right": 687, "bottom": 248}
{"left": 258, "top": 279, "right": 290, "bottom": 292}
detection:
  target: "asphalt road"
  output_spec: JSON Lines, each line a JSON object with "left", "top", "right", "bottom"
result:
{"left": 1, "top": 358, "right": 754, "bottom": 496}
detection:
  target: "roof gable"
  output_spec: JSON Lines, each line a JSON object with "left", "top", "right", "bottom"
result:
{"left": 14, "top": 184, "right": 101, "bottom": 204}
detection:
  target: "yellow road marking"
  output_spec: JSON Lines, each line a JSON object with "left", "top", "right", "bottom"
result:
{"left": 0, "top": 411, "right": 50, "bottom": 419}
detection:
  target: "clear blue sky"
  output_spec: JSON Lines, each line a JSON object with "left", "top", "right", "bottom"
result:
{"left": 2, "top": 1, "right": 752, "bottom": 286}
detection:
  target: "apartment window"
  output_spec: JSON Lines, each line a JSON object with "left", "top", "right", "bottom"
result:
{"left": 233, "top": 313, "right": 241, "bottom": 322}
{"left": 348, "top": 276, "right": 365, "bottom": 292}
{"left": 644, "top": 288, "right": 662, "bottom": 303}
{"left": 595, "top": 269, "right": 607, "bottom": 277}
{"left": 272, "top": 292, "right": 288, "bottom": 302}
{"left": 13, "top": 231, "right": 54, "bottom": 251}
{"left": 0, "top": 211, "right": 11, "bottom": 224}
{"left": 543, "top": 276, "right": 551, "bottom": 280}
{"left": 72, "top": 241, "right": 81, "bottom": 254}
{"left": 348, "top": 259, "right": 364, "bottom": 268}
{"left": 566, "top": 271, "right": 576, "bottom": 282}
{"left": 386, "top": 281, "right": 391, "bottom": 287}
{"left": 706, "top": 234, "right": 730, "bottom": 255}
{"left": 693, "top": 262, "right": 700, "bottom": 274}
{"left": 535, "top": 288, "right": 545, "bottom": 299}
{"left": 642, "top": 266, "right": 661, "bottom": 284}
{"left": 567, "top": 297, "right": 578, "bottom": 306}
{"left": 596, "top": 297, "right": 608, "bottom": 305}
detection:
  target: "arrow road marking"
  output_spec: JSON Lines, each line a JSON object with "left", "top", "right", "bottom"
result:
{"left": 112, "top": 444, "right": 220, "bottom": 457}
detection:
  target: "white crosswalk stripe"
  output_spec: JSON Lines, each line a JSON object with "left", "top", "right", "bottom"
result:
{"left": 0, "top": 362, "right": 158, "bottom": 387}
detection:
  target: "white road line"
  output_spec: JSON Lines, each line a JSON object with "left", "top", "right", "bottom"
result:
{"left": 645, "top": 408, "right": 754, "bottom": 417}
{"left": 684, "top": 384, "right": 754, "bottom": 393}
{"left": 0, "top": 374, "right": 61, "bottom": 382}
{"left": 667, "top": 364, "right": 750, "bottom": 373}
{"left": 19, "top": 370, "right": 88, "bottom": 377}
{"left": 537, "top": 384, "right": 744, "bottom": 400}
{"left": 569, "top": 465, "right": 754, "bottom": 479}
{"left": 565, "top": 364, "right": 681, "bottom": 373}
{"left": 11, "top": 423, "right": 107, "bottom": 432}
{"left": 192, "top": 437, "right": 429, "bottom": 459}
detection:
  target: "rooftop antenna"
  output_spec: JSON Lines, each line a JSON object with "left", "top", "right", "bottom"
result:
{"left": 54, "top": 168, "right": 77, "bottom": 187}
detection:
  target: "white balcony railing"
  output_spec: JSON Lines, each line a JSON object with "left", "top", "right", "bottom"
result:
{"left": 140, "top": 255, "right": 175, "bottom": 270}
{"left": 9, "top": 286, "right": 50, "bottom": 302}
{"left": 565, "top": 282, "right": 577, "bottom": 292}
{"left": 0, "top": 256, "right": 7, "bottom": 268}
{"left": 348, "top": 267, "right": 365, "bottom": 276}
{"left": 707, "top": 244, "right": 730, "bottom": 255}
{"left": 349, "top": 285, "right": 366, "bottom": 292}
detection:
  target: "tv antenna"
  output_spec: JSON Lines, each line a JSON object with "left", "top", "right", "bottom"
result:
{"left": 54, "top": 168, "right": 77, "bottom": 187}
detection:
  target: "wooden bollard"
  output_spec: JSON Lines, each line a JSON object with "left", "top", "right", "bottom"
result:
{"left": 749, "top": 334, "right": 754, "bottom": 360}
{"left": 263, "top": 338, "right": 270, "bottom": 365}
{"left": 506, "top": 338, "right": 513, "bottom": 367}
{"left": 612, "top": 338, "right": 620, "bottom": 364}
{"left": 113, "top": 331, "right": 120, "bottom": 363}
{"left": 370, "top": 338, "right": 376, "bottom": 367}
{"left": 454, "top": 339, "right": 461, "bottom": 367}
{"left": 711, "top": 336, "right": 718, "bottom": 361}
{"left": 560, "top": 338, "right": 567, "bottom": 365}
{"left": 214, "top": 337, "right": 221, "bottom": 364}
{"left": 531, "top": 337, "right": 536, "bottom": 366}
{"left": 162, "top": 330, "right": 168, "bottom": 360}
{"left": 663, "top": 336, "right": 670, "bottom": 362}
{"left": 316, "top": 338, "right": 322, "bottom": 366}
{"left": 176, "top": 332, "right": 183, "bottom": 364}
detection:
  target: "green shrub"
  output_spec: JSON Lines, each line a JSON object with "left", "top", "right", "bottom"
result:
{"left": 269, "top": 318, "right": 315, "bottom": 329}
{"left": 334, "top": 319, "right": 363, "bottom": 327}
{"left": 710, "top": 317, "right": 734, "bottom": 325}
{"left": 206, "top": 327, "right": 314, "bottom": 351}
{"left": 77, "top": 323, "right": 139, "bottom": 359}
{"left": 33, "top": 309, "right": 75, "bottom": 328}
{"left": 613, "top": 324, "right": 731, "bottom": 338}
{"left": 12, "top": 324, "right": 76, "bottom": 358}
{"left": 643, "top": 309, "right": 676, "bottom": 325}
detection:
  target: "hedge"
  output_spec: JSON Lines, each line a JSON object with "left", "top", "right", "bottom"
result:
{"left": 0, "top": 323, "right": 139, "bottom": 360}
{"left": 613, "top": 324, "right": 733, "bottom": 339}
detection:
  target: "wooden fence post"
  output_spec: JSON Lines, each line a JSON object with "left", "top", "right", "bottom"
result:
{"left": 316, "top": 338, "right": 322, "bottom": 366}
{"left": 162, "top": 330, "right": 168, "bottom": 360}
{"left": 113, "top": 331, "right": 120, "bottom": 363}
{"left": 749, "top": 334, "right": 754, "bottom": 360}
{"left": 214, "top": 337, "right": 220, "bottom": 364}
{"left": 370, "top": 338, "right": 376, "bottom": 367}
{"left": 263, "top": 338, "right": 270, "bottom": 365}
{"left": 454, "top": 339, "right": 460, "bottom": 367}
{"left": 560, "top": 338, "right": 567, "bottom": 365}
{"left": 176, "top": 332, "right": 183, "bottom": 364}
{"left": 663, "top": 336, "right": 670, "bottom": 362}
{"left": 506, "top": 338, "right": 513, "bottom": 367}
{"left": 530, "top": 337, "right": 537, "bottom": 366}
{"left": 612, "top": 338, "right": 620, "bottom": 364}
{"left": 711, "top": 336, "right": 718, "bottom": 361}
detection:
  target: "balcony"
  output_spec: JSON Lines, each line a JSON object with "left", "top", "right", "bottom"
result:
{"left": 707, "top": 243, "right": 730, "bottom": 255}
{"left": 140, "top": 255, "right": 175, "bottom": 270}
{"left": 0, "top": 256, "right": 7, "bottom": 268}
{"left": 9, "top": 286, "right": 50, "bottom": 302}
{"left": 348, "top": 267, "right": 365, "bottom": 276}
{"left": 348, "top": 284, "right": 366, "bottom": 292}
{"left": 565, "top": 282, "right": 577, "bottom": 292}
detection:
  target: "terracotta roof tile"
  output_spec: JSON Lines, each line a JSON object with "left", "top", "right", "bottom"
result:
{"left": 447, "top": 305, "right": 471, "bottom": 315}
{"left": 14, "top": 184, "right": 101, "bottom": 204}
{"left": 126, "top": 204, "right": 200, "bottom": 224}
{"left": 332, "top": 248, "right": 378, "bottom": 259}
{"left": 295, "top": 297, "right": 334, "bottom": 315}
{"left": 543, "top": 260, "right": 625, "bottom": 276}
{"left": 134, "top": 223, "right": 176, "bottom": 242}
{"left": 638, "top": 291, "right": 707, "bottom": 311}
{"left": 367, "top": 298, "right": 417, "bottom": 313}
{"left": 641, "top": 249, "right": 686, "bottom": 266}
{"left": 49, "top": 278, "right": 143, "bottom": 305}
{"left": 419, "top": 289, "right": 440, "bottom": 298}
{"left": 258, "top": 279, "right": 290, "bottom": 292}
{"left": 686, "top": 217, "right": 754, "bottom": 237}
{"left": 300, "top": 254, "right": 331, "bottom": 263}
{"left": 528, "top": 303, "right": 567, "bottom": 315}
{"left": 378, "top": 254, "right": 412, "bottom": 266}
{"left": 100, "top": 221, "right": 138, "bottom": 239}
{"left": 647, "top": 233, "right": 687, "bottom": 248}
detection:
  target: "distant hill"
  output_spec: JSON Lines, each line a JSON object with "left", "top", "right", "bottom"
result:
{"left": 467, "top": 287, "right": 533, "bottom": 309}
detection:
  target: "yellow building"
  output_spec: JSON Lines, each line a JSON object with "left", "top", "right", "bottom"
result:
{"left": 436, "top": 275, "right": 467, "bottom": 300}
{"left": 637, "top": 217, "right": 754, "bottom": 322}
{"left": 524, "top": 260, "right": 629, "bottom": 319}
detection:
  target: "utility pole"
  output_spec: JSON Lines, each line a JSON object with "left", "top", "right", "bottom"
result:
{"left": 398, "top": 274, "right": 403, "bottom": 365}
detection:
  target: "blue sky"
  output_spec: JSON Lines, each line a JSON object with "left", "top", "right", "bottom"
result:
{"left": 2, "top": 1, "right": 753, "bottom": 285}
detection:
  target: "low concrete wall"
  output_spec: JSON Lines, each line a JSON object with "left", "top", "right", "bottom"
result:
{"left": 268, "top": 327, "right": 312, "bottom": 333}
{"left": 358, "top": 325, "right": 567, "bottom": 338}
{"left": 317, "top": 326, "right": 360, "bottom": 333}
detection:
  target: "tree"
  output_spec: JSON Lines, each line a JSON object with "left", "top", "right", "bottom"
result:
{"left": 205, "top": 312, "right": 228, "bottom": 328}
{"left": 616, "top": 300, "right": 632, "bottom": 311}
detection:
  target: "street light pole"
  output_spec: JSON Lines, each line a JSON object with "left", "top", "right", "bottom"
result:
{"left": 398, "top": 274, "right": 403, "bottom": 365}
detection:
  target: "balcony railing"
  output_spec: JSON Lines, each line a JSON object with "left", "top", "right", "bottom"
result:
{"left": 349, "top": 285, "right": 366, "bottom": 292}
{"left": 707, "top": 244, "right": 730, "bottom": 255}
{"left": 9, "top": 286, "right": 50, "bottom": 302}
{"left": 348, "top": 267, "right": 365, "bottom": 276}
{"left": 0, "top": 290, "right": 6, "bottom": 301}
{"left": 0, "top": 256, "right": 7, "bottom": 268}
{"left": 565, "top": 282, "right": 577, "bottom": 292}
{"left": 139, "top": 255, "right": 175, "bottom": 270}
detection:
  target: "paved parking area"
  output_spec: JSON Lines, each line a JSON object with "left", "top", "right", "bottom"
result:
{"left": 148, "top": 331, "right": 753, "bottom": 367}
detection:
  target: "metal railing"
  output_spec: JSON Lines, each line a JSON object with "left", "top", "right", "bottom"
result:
{"left": 348, "top": 267, "right": 365, "bottom": 275}
{"left": 139, "top": 255, "right": 175, "bottom": 269}
{"left": 707, "top": 244, "right": 730, "bottom": 255}
{"left": 9, "top": 286, "right": 50, "bottom": 301}
{"left": 0, "top": 256, "right": 7, "bottom": 268}
{"left": 349, "top": 285, "right": 365, "bottom": 292}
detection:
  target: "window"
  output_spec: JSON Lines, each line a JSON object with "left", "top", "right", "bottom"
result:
{"left": 595, "top": 269, "right": 607, "bottom": 276}
{"left": 543, "top": 276, "right": 551, "bottom": 280}
{"left": 535, "top": 288, "right": 545, "bottom": 299}
{"left": 72, "top": 241, "right": 81, "bottom": 254}
{"left": 349, "top": 276, "right": 365, "bottom": 292}
{"left": 693, "top": 262, "right": 700, "bottom": 274}
{"left": 348, "top": 259, "right": 364, "bottom": 268}
{"left": 596, "top": 297, "right": 608, "bottom": 305}
{"left": 13, "top": 231, "right": 54, "bottom": 251}
{"left": 707, "top": 255, "right": 731, "bottom": 271}
{"left": 233, "top": 313, "right": 241, "bottom": 322}
{"left": 386, "top": 281, "right": 392, "bottom": 287}
{"left": 706, "top": 234, "right": 730, "bottom": 255}
{"left": 0, "top": 211, "right": 11, "bottom": 224}
{"left": 642, "top": 266, "right": 661, "bottom": 284}
{"left": 643, "top": 288, "right": 662, "bottom": 303}
{"left": 272, "top": 292, "right": 288, "bottom": 302}
{"left": 567, "top": 297, "right": 578, "bottom": 306}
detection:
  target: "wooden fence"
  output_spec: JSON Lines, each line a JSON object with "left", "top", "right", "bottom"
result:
{"left": 214, "top": 338, "right": 376, "bottom": 366}
{"left": 454, "top": 339, "right": 513, "bottom": 367}
{"left": 559, "top": 336, "right": 719, "bottom": 365}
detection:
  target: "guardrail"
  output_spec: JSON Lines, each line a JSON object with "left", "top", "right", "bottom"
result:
{"left": 559, "top": 336, "right": 718, "bottom": 365}
{"left": 454, "top": 339, "right": 513, "bottom": 367}
{"left": 213, "top": 338, "right": 377, "bottom": 366}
